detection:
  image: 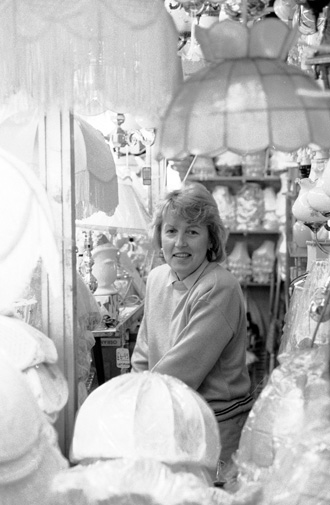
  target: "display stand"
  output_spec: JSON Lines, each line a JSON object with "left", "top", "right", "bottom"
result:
{"left": 92, "top": 301, "right": 144, "bottom": 384}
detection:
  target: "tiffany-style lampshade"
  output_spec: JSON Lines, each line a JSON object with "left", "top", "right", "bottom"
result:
{"left": 155, "top": 18, "right": 330, "bottom": 159}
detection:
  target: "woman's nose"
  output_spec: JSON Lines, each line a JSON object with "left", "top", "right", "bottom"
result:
{"left": 175, "top": 232, "right": 187, "bottom": 247}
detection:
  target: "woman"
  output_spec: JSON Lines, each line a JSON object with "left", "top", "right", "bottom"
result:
{"left": 131, "top": 182, "right": 253, "bottom": 476}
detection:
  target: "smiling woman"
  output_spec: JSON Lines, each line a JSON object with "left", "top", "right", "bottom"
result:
{"left": 131, "top": 182, "right": 254, "bottom": 483}
{"left": 161, "top": 213, "right": 211, "bottom": 280}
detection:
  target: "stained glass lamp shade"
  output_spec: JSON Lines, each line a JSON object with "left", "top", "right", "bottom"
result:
{"left": 155, "top": 18, "right": 330, "bottom": 159}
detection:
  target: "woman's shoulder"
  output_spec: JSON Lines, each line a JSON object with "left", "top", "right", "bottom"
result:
{"left": 147, "top": 263, "right": 171, "bottom": 282}
{"left": 198, "top": 264, "right": 244, "bottom": 307}
{"left": 199, "top": 262, "right": 243, "bottom": 300}
{"left": 204, "top": 262, "right": 240, "bottom": 286}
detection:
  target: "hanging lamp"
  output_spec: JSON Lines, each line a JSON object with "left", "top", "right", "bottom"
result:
{"left": 155, "top": 18, "right": 330, "bottom": 159}
{"left": 0, "top": 0, "right": 183, "bottom": 128}
{"left": 74, "top": 116, "right": 118, "bottom": 220}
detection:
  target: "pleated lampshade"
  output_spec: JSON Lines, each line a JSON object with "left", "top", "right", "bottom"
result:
{"left": 155, "top": 18, "right": 330, "bottom": 159}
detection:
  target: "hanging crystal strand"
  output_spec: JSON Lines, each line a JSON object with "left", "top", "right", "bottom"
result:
{"left": 141, "top": 128, "right": 156, "bottom": 187}
{"left": 82, "top": 231, "right": 98, "bottom": 293}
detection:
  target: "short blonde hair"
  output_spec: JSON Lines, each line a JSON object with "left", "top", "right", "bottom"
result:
{"left": 151, "top": 183, "right": 228, "bottom": 263}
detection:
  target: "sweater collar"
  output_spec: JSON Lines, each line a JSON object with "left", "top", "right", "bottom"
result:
{"left": 167, "top": 259, "right": 210, "bottom": 290}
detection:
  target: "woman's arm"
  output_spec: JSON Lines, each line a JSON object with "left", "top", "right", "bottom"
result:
{"left": 150, "top": 296, "right": 238, "bottom": 390}
{"left": 130, "top": 315, "right": 149, "bottom": 372}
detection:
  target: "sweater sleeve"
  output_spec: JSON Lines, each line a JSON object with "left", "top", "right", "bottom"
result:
{"left": 151, "top": 293, "right": 239, "bottom": 390}
{"left": 130, "top": 314, "right": 149, "bottom": 372}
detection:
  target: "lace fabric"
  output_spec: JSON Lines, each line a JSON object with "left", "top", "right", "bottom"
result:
{"left": 280, "top": 258, "right": 330, "bottom": 353}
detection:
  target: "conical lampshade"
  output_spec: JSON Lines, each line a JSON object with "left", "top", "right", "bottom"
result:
{"left": 76, "top": 175, "right": 151, "bottom": 236}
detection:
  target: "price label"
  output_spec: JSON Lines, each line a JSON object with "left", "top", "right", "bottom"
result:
{"left": 116, "top": 347, "right": 130, "bottom": 368}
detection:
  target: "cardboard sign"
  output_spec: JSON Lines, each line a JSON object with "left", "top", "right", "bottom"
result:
{"left": 116, "top": 347, "right": 130, "bottom": 368}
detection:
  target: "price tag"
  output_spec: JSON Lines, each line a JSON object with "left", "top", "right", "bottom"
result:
{"left": 116, "top": 347, "right": 130, "bottom": 368}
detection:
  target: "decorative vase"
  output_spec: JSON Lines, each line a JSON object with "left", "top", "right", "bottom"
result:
{"left": 92, "top": 243, "right": 120, "bottom": 322}
{"left": 292, "top": 178, "right": 327, "bottom": 224}
{"left": 92, "top": 243, "right": 118, "bottom": 296}
{"left": 306, "top": 176, "right": 330, "bottom": 217}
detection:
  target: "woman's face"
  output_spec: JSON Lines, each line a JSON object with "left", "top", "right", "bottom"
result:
{"left": 161, "top": 211, "right": 211, "bottom": 280}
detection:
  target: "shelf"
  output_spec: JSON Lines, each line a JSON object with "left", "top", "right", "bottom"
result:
{"left": 241, "top": 282, "right": 272, "bottom": 287}
{"left": 187, "top": 175, "right": 281, "bottom": 191}
{"left": 230, "top": 230, "right": 280, "bottom": 235}
{"left": 195, "top": 175, "right": 283, "bottom": 340}
{"left": 92, "top": 302, "right": 144, "bottom": 337}
{"left": 188, "top": 175, "right": 280, "bottom": 183}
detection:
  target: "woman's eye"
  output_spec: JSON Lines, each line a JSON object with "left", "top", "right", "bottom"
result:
{"left": 188, "top": 229, "right": 198, "bottom": 235}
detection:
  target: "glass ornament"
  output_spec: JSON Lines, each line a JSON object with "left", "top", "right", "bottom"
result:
{"left": 280, "top": 259, "right": 330, "bottom": 352}
{"left": 292, "top": 178, "right": 328, "bottom": 224}
{"left": 227, "top": 241, "right": 252, "bottom": 283}
{"left": 212, "top": 186, "right": 236, "bottom": 229}
{"left": 292, "top": 220, "right": 312, "bottom": 248}
{"left": 191, "top": 155, "right": 217, "bottom": 179}
{"left": 273, "top": 0, "right": 297, "bottom": 24}
{"left": 235, "top": 346, "right": 330, "bottom": 484}
{"left": 263, "top": 187, "right": 279, "bottom": 231}
{"left": 307, "top": 177, "right": 330, "bottom": 216}
{"left": 321, "top": 158, "right": 330, "bottom": 198}
{"left": 213, "top": 150, "right": 242, "bottom": 176}
{"left": 251, "top": 240, "right": 275, "bottom": 284}
{"left": 236, "top": 183, "right": 264, "bottom": 231}
{"left": 242, "top": 150, "right": 267, "bottom": 178}
{"left": 261, "top": 348, "right": 330, "bottom": 505}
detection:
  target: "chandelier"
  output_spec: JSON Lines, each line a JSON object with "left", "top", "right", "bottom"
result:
{"left": 167, "top": 0, "right": 272, "bottom": 21}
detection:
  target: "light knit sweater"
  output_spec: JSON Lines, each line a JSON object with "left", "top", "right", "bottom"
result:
{"left": 131, "top": 260, "right": 253, "bottom": 421}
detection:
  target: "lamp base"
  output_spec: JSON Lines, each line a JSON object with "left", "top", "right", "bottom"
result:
{"left": 95, "top": 290, "right": 120, "bottom": 323}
